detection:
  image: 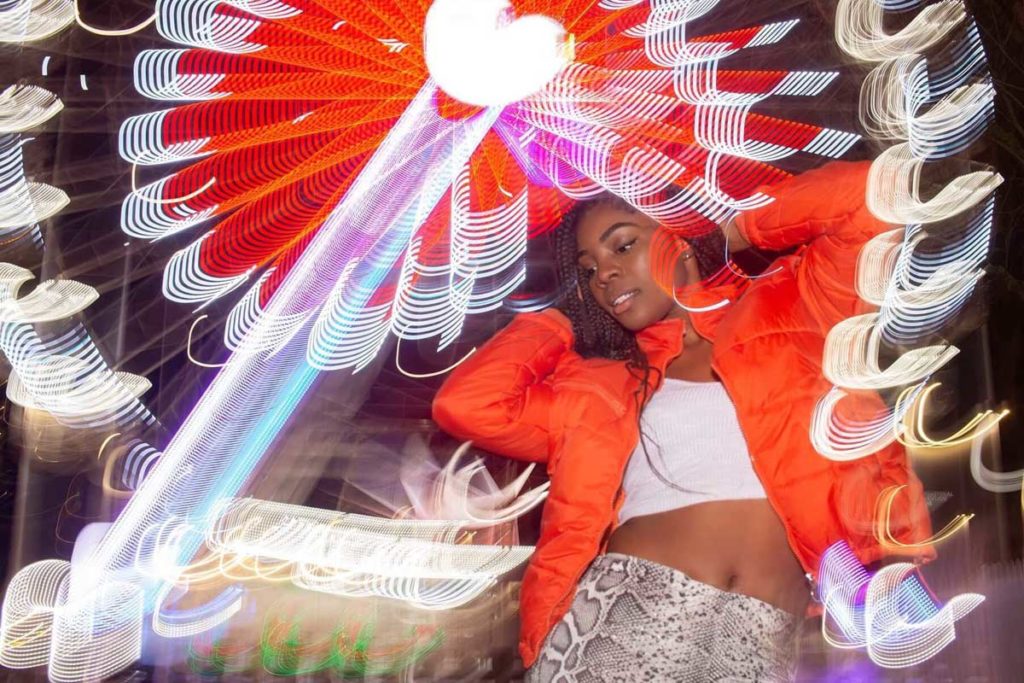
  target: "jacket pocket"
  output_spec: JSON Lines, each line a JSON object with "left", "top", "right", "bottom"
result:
{"left": 551, "top": 379, "right": 628, "bottom": 418}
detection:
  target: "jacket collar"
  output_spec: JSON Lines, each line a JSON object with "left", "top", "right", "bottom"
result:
{"left": 636, "top": 317, "right": 684, "bottom": 369}
{"left": 635, "top": 282, "right": 741, "bottom": 371}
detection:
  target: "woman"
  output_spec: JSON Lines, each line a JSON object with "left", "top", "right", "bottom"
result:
{"left": 432, "top": 161, "right": 934, "bottom": 681}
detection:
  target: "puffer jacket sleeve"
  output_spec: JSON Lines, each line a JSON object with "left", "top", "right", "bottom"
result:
{"left": 733, "top": 159, "right": 895, "bottom": 331}
{"left": 733, "top": 160, "right": 891, "bottom": 251}
{"left": 735, "top": 162, "right": 936, "bottom": 563}
{"left": 432, "top": 308, "right": 574, "bottom": 463}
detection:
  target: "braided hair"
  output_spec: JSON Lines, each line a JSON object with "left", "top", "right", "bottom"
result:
{"left": 551, "top": 193, "right": 726, "bottom": 363}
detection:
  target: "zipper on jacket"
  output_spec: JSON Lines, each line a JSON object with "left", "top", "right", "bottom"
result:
{"left": 712, "top": 360, "right": 815, "bottom": 577}
{"left": 599, "top": 485, "right": 624, "bottom": 552}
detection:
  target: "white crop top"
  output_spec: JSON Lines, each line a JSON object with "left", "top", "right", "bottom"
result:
{"left": 618, "top": 378, "right": 766, "bottom": 525}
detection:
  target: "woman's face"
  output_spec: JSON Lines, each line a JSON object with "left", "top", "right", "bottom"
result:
{"left": 575, "top": 204, "right": 693, "bottom": 332}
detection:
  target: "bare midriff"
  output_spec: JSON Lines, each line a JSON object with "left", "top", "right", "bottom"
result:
{"left": 606, "top": 499, "right": 810, "bottom": 616}
{"left": 606, "top": 326, "right": 809, "bottom": 614}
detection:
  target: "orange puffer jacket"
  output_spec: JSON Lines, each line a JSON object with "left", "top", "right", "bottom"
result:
{"left": 432, "top": 161, "right": 934, "bottom": 667}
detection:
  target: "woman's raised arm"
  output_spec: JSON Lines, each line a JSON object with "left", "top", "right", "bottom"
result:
{"left": 728, "top": 160, "right": 896, "bottom": 331}
{"left": 730, "top": 160, "right": 891, "bottom": 252}
{"left": 432, "top": 308, "right": 574, "bottom": 464}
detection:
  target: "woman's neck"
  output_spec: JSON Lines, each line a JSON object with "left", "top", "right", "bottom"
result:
{"left": 663, "top": 310, "right": 715, "bottom": 381}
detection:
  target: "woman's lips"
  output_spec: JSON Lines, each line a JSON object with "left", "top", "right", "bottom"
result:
{"left": 611, "top": 289, "right": 640, "bottom": 316}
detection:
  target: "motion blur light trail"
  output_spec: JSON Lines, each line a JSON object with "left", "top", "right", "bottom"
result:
{"left": 812, "top": 0, "right": 1003, "bottom": 465}
{"left": 177, "top": 496, "right": 534, "bottom": 609}
{"left": 0, "top": 0, "right": 1010, "bottom": 680}
{"left": 0, "top": 0, "right": 74, "bottom": 42}
{"left": 818, "top": 541, "right": 984, "bottom": 669}
{"left": 0, "top": 84, "right": 63, "bottom": 132}
{"left": 2, "top": 77, "right": 497, "bottom": 681}
{"left": 120, "top": 0, "right": 854, "bottom": 322}
{"left": 260, "top": 615, "right": 443, "bottom": 678}
{"left": 0, "top": 100, "right": 152, "bottom": 429}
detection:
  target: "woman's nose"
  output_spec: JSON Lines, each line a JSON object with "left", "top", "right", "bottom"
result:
{"left": 595, "top": 262, "right": 620, "bottom": 286}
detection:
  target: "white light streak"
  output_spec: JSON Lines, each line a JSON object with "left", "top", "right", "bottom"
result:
{"left": 0, "top": 135, "right": 69, "bottom": 229}
{"left": 151, "top": 582, "right": 242, "bottom": 638}
{"left": 858, "top": 202, "right": 994, "bottom": 344}
{"left": 119, "top": 441, "right": 163, "bottom": 490}
{"left": 378, "top": 37, "right": 408, "bottom": 53}
{"left": 907, "top": 82, "right": 994, "bottom": 160}
{"left": 306, "top": 119, "right": 514, "bottom": 371}
{"left": 824, "top": 2, "right": 1003, "bottom": 480}
{"left": 0, "top": 85, "right": 62, "bottom": 132}
{"left": 835, "top": 0, "right": 966, "bottom": 63}
{"left": 969, "top": 429, "right": 1022, "bottom": 494}
{"left": 133, "top": 49, "right": 228, "bottom": 101}
{"left": 0, "top": 560, "right": 71, "bottom": 669}
{"left": 811, "top": 384, "right": 924, "bottom": 461}
{"left": 307, "top": 258, "right": 391, "bottom": 371}
{"left": 856, "top": 228, "right": 905, "bottom": 305}
{"left": 119, "top": 109, "right": 213, "bottom": 166}
{"left": 509, "top": 23, "right": 858, "bottom": 230}
{"left": 162, "top": 235, "right": 254, "bottom": 305}
{"left": 895, "top": 383, "right": 1007, "bottom": 450}
{"left": 0, "top": 560, "right": 144, "bottom": 682}
{"left": 0, "top": 264, "right": 154, "bottom": 428}
{"left": 0, "top": 279, "right": 97, "bottom": 323}
{"left": 130, "top": 161, "right": 216, "bottom": 206}
{"left": 695, "top": 102, "right": 856, "bottom": 162}
{"left": 676, "top": 65, "right": 838, "bottom": 106}
{"left": 0, "top": 0, "right": 74, "bottom": 43}
{"left": 875, "top": 484, "right": 973, "bottom": 549}
{"left": 121, "top": 173, "right": 217, "bottom": 239}
{"left": 5, "top": 351, "right": 152, "bottom": 427}
{"left": 420, "top": 441, "right": 549, "bottom": 526}
{"left": 72, "top": 0, "right": 154, "bottom": 36}
{"left": 394, "top": 337, "right": 476, "bottom": 379}
{"left": 867, "top": 144, "right": 1002, "bottom": 225}
{"left": 818, "top": 541, "right": 983, "bottom": 669}
{"left": 48, "top": 579, "right": 143, "bottom": 683}
{"left": 119, "top": 438, "right": 543, "bottom": 637}
{"left": 156, "top": 0, "right": 300, "bottom": 53}
{"left": 11, "top": 81, "right": 497, "bottom": 680}
{"left": 640, "top": 1, "right": 740, "bottom": 66}
{"left": 391, "top": 237, "right": 475, "bottom": 350}
{"left": 860, "top": 49, "right": 994, "bottom": 160}
{"left": 822, "top": 314, "right": 958, "bottom": 389}
{"left": 201, "top": 498, "right": 534, "bottom": 609}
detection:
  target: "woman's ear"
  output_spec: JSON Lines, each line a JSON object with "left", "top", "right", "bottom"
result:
{"left": 649, "top": 226, "right": 691, "bottom": 292}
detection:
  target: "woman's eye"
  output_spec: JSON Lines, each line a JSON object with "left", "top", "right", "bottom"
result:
{"left": 581, "top": 265, "right": 596, "bottom": 278}
{"left": 616, "top": 239, "right": 637, "bottom": 254}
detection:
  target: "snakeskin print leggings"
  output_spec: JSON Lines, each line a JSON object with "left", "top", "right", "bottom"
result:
{"left": 525, "top": 553, "right": 800, "bottom": 682}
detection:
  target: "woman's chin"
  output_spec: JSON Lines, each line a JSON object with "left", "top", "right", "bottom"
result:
{"left": 615, "top": 310, "right": 655, "bottom": 332}
{"left": 601, "top": 300, "right": 663, "bottom": 331}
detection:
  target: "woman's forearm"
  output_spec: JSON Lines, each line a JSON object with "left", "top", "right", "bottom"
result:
{"left": 730, "top": 160, "right": 891, "bottom": 252}
{"left": 432, "top": 309, "right": 574, "bottom": 462}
